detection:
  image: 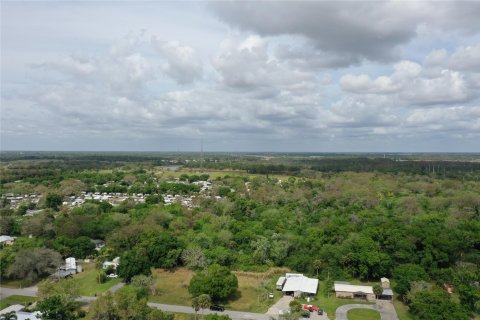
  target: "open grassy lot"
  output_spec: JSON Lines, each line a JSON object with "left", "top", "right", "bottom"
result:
{"left": 393, "top": 299, "right": 413, "bottom": 320}
{"left": 0, "top": 295, "right": 36, "bottom": 310}
{"left": 347, "top": 308, "right": 380, "bottom": 320}
{"left": 149, "top": 267, "right": 287, "bottom": 312}
{"left": 73, "top": 262, "right": 122, "bottom": 296}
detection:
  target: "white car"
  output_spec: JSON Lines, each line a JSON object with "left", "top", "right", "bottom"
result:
{"left": 107, "top": 273, "right": 118, "bottom": 278}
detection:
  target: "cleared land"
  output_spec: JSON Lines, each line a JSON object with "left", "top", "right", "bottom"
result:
{"left": 149, "top": 268, "right": 287, "bottom": 313}
{"left": 73, "top": 262, "right": 122, "bottom": 296}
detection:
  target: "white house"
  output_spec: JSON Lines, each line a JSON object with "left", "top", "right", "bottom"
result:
{"left": 0, "top": 235, "right": 16, "bottom": 246}
{"left": 103, "top": 257, "right": 120, "bottom": 270}
{"left": 334, "top": 282, "right": 376, "bottom": 301}
{"left": 281, "top": 274, "right": 318, "bottom": 297}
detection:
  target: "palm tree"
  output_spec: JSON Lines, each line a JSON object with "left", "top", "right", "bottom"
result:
{"left": 192, "top": 297, "right": 200, "bottom": 320}
{"left": 0, "top": 311, "right": 18, "bottom": 320}
{"left": 312, "top": 259, "right": 324, "bottom": 278}
{"left": 197, "top": 294, "right": 211, "bottom": 317}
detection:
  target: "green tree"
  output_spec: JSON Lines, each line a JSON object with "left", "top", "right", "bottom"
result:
{"left": 117, "top": 249, "right": 151, "bottom": 282}
{"left": 204, "top": 315, "right": 231, "bottom": 320}
{"left": 188, "top": 264, "right": 238, "bottom": 302}
{"left": 191, "top": 296, "right": 201, "bottom": 320}
{"left": 36, "top": 294, "right": 78, "bottom": 320}
{"left": 393, "top": 264, "right": 429, "bottom": 301}
{"left": 147, "top": 309, "right": 174, "bottom": 320}
{"left": 197, "top": 294, "right": 211, "bottom": 316}
{"left": 410, "top": 290, "right": 468, "bottom": 320}
{"left": 45, "top": 193, "right": 63, "bottom": 211}
{"left": 8, "top": 248, "right": 62, "bottom": 282}
{"left": 289, "top": 299, "right": 302, "bottom": 313}
{"left": 373, "top": 284, "right": 383, "bottom": 299}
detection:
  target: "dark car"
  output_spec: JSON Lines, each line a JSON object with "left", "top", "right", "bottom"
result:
{"left": 301, "top": 312, "right": 310, "bottom": 318}
{"left": 210, "top": 305, "right": 225, "bottom": 312}
{"left": 317, "top": 309, "right": 323, "bottom": 315}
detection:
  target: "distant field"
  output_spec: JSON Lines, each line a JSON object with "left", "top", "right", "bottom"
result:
{"left": 347, "top": 308, "right": 380, "bottom": 320}
{"left": 149, "top": 267, "right": 286, "bottom": 313}
{"left": 0, "top": 295, "right": 36, "bottom": 310}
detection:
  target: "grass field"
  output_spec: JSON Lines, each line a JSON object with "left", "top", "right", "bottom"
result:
{"left": 73, "top": 262, "right": 122, "bottom": 296}
{"left": 393, "top": 299, "right": 413, "bottom": 320}
{"left": 149, "top": 268, "right": 286, "bottom": 313}
{"left": 0, "top": 295, "right": 36, "bottom": 310}
{"left": 347, "top": 308, "right": 380, "bottom": 320}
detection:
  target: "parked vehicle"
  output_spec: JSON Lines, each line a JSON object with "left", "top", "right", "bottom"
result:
{"left": 301, "top": 312, "right": 310, "bottom": 318}
{"left": 107, "top": 273, "right": 118, "bottom": 278}
{"left": 268, "top": 292, "right": 274, "bottom": 299}
{"left": 317, "top": 309, "right": 323, "bottom": 315}
{"left": 210, "top": 305, "right": 225, "bottom": 312}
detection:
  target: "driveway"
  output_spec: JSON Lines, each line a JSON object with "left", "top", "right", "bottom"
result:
{"left": 266, "top": 295, "right": 293, "bottom": 316}
{"left": 335, "top": 301, "right": 398, "bottom": 320}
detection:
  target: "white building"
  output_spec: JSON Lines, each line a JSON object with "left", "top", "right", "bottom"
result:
{"left": 281, "top": 274, "right": 318, "bottom": 297}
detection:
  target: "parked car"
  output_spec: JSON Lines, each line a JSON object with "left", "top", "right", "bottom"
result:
{"left": 317, "top": 309, "right": 323, "bottom": 315}
{"left": 268, "top": 292, "right": 274, "bottom": 299}
{"left": 107, "top": 273, "right": 118, "bottom": 278}
{"left": 210, "top": 305, "right": 225, "bottom": 312}
{"left": 301, "top": 312, "right": 310, "bottom": 318}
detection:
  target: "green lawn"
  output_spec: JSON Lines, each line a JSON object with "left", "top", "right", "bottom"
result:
{"left": 347, "top": 308, "right": 380, "bottom": 320}
{"left": 0, "top": 295, "right": 36, "bottom": 310}
{"left": 73, "top": 262, "right": 122, "bottom": 296}
{"left": 393, "top": 299, "right": 413, "bottom": 320}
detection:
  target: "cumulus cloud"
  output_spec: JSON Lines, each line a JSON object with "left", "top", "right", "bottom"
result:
{"left": 340, "top": 58, "right": 474, "bottom": 105}
{"left": 209, "top": 1, "right": 480, "bottom": 65}
{"left": 212, "top": 35, "right": 317, "bottom": 98}
{"left": 152, "top": 38, "right": 202, "bottom": 84}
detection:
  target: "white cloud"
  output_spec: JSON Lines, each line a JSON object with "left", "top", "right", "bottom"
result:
{"left": 152, "top": 38, "right": 202, "bottom": 84}
{"left": 341, "top": 58, "right": 473, "bottom": 105}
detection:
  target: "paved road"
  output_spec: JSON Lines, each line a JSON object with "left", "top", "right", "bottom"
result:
{"left": 335, "top": 302, "right": 398, "bottom": 320}
{"left": 1, "top": 286, "right": 270, "bottom": 320}
{"left": 0, "top": 286, "right": 38, "bottom": 299}
{"left": 148, "top": 303, "right": 271, "bottom": 320}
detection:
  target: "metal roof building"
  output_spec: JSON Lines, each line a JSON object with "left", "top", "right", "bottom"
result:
{"left": 282, "top": 276, "right": 318, "bottom": 297}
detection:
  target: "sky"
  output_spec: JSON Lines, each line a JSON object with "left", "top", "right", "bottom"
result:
{"left": 1, "top": 1, "right": 480, "bottom": 152}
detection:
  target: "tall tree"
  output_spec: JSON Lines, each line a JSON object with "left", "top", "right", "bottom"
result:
{"left": 8, "top": 248, "right": 62, "bottom": 282}
{"left": 188, "top": 264, "right": 238, "bottom": 302}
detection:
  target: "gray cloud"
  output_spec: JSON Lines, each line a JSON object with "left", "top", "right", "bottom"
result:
{"left": 209, "top": 1, "right": 480, "bottom": 65}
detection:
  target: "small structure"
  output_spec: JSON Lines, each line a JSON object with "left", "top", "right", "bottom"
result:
{"left": 282, "top": 274, "right": 318, "bottom": 297}
{"left": 0, "top": 235, "right": 16, "bottom": 246}
{"left": 334, "top": 281, "right": 376, "bottom": 301}
{"left": 378, "top": 288, "right": 393, "bottom": 301}
{"left": 91, "top": 239, "right": 105, "bottom": 251}
{"left": 66, "top": 257, "right": 76, "bottom": 272}
{"left": 0, "top": 304, "right": 41, "bottom": 320}
{"left": 381, "top": 277, "right": 390, "bottom": 289}
{"left": 276, "top": 276, "right": 286, "bottom": 290}
{"left": 103, "top": 257, "right": 120, "bottom": 270}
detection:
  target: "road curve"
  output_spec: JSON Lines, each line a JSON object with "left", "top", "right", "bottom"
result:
{"left": 335, "top": 302, "right": 398, "bottom": 320}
